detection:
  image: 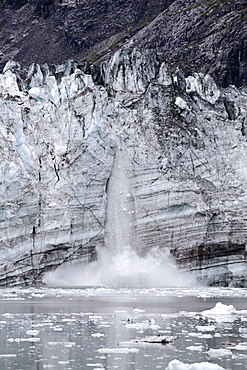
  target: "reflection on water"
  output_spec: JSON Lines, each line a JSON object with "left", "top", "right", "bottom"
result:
{"left": 0, "top": 287, "right": 247, "bottom": 369}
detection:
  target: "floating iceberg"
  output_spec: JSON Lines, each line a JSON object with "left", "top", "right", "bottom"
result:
{"left": 166, "top": 359, "right": 225, "bottom": 370}
{"left": 202, "top": 302, "right": 237, "bottom": 315}
{"left": 201, "top": 302, "right": 238, "bottom": 322}
{"left": 208, "top": 348, "right": 232, "bottom": 358}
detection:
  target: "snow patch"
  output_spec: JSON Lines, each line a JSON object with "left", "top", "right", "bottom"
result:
{"left": 186, "top": 73, "right": 220, "bottom": 104}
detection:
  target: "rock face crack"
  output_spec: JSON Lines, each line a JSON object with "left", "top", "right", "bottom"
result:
{"left": 53, "top": 163, "right": 60, "bottom": 184}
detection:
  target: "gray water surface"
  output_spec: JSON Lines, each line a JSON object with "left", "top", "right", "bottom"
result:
{"left": 0, "top": 287, "right": 247, "bottom": 369}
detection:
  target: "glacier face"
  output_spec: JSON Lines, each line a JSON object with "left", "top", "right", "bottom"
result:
{"left": 1, "top": 49, "right": 247, "bottom": 286}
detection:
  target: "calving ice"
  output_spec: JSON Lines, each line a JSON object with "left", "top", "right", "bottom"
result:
{"left": 44, "top": 139, "right": 195, "bottom": 287}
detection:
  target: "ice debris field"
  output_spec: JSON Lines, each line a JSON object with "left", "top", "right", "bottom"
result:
{"left": 0, "top": 287, "right": 246, "bottom": 369}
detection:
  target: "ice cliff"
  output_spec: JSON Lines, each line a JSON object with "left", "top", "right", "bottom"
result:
{"left": 1, "top": 48, "right": 247, "bottom": 286}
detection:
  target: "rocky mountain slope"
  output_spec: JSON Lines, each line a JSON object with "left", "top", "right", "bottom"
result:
{"left": 125, "top": 0, "right": 247, "bottom": 88}
{"left": 0, "top": 0, "right": 174, "bottom": 70}
{"left": 1, "top": 0, "right": 246, "bottom": 88}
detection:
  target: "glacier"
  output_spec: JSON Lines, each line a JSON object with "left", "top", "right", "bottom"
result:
{"left": 0, "top": 48, "right": 247, "bottom": 286}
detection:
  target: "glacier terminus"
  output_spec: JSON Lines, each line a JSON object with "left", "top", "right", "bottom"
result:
{"left": 0, "top": 48, "right": 247, "bottom": 286}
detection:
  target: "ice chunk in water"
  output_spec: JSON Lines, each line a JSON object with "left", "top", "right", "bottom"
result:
{"left": 202, "top": 302, "right": 237, "bottom": 316}
{"left": 232, "top": 343, "right": 247, "bottom": 351}
{"left": 186, "top": 345, "right": 204, "bottom": 351}
{"left": 208, "top": 348, "right": 232, "bottom": 357}
{"left": 97, "top": 347, "right": 139, "bottom": 354}
{"left": 201, "top": 302, "right": 237, "bottom": 322}
{"left": 26, "top": 330, "right": 39, "bottom": 336}
{"left": 166, "top": 359, "right": 226, "bottom": 369}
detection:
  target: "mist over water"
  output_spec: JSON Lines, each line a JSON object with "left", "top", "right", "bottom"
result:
{"left": 43, "top": 245, "right": 195, "bottom": 287}
{"left": 43, "top": 145, "right": 196, "bottom": 288}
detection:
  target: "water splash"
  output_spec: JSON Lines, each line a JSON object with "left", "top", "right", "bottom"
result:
{"left": 43, "top": 246, "right": 196, "bottom": 287}
{"left": 43, "top": 144, "right": 196, "bottom": 287}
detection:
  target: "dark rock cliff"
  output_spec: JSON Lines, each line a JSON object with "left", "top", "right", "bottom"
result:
{"left": 1, "top": 0, "right": 246, "bottom": 87}
{"left": 125, "top": 0, "right": 247, "bottom": 88}
{"left": 0, "top": 0, "right": 173, "bottom": 70}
